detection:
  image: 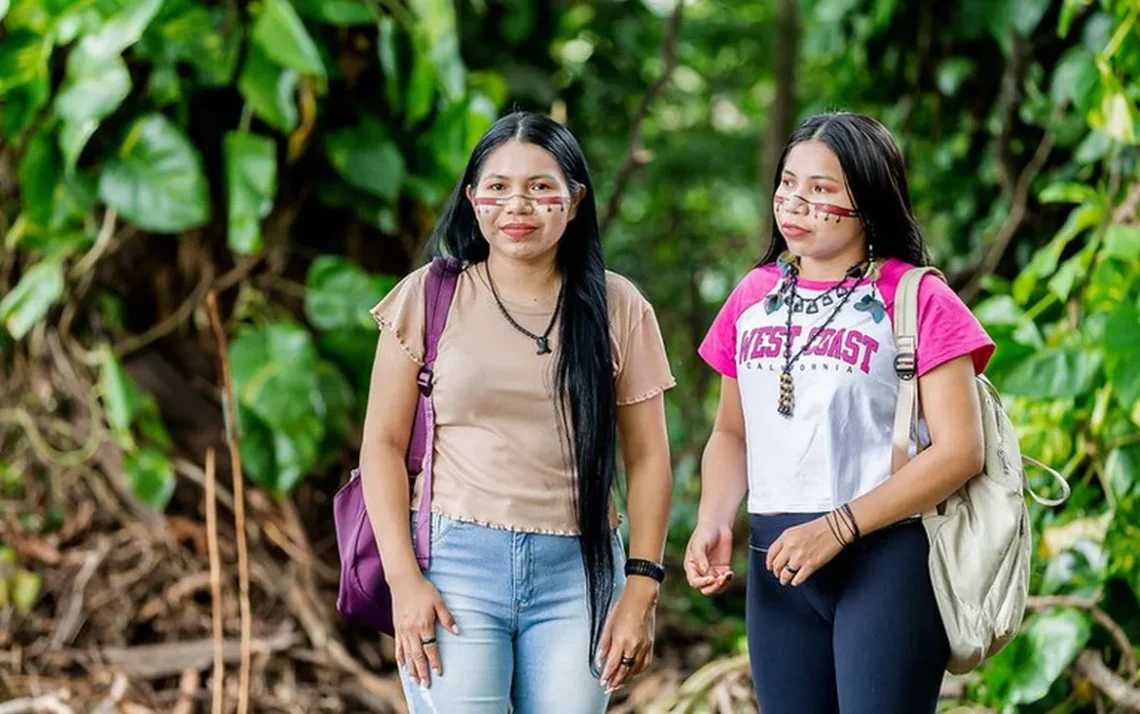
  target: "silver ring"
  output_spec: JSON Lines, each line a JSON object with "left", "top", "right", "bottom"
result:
{"left": 785, "top": 565, "right": 799, "bottom": 574}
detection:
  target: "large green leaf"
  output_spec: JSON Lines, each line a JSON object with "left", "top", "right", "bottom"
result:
{"left": 99, "top": 114, "right": 211, "bottom": 233}
{"left": 1104, "top": 296, "right": 1140, "bottom": 411}
{"left": 1106, "top": 444, "right": 1140, "bottom": 501}
{"left": 1050, "top": 48, "right": 1100, "bottom": 114}
{"left": 317, "top": 327, "right": 378, "bottom": 394}
{"left": 0, "top": 260, "right": 64, "bottom": 339}
{"left": 98, "top": 345, "right": 142, "bottom": 440}
{"left": 252, "top": 0, "right": 326, "bottom": 79}
{"left": 324, "top": 117, "right": 406, "bottom": 199}
{"left": 1011, "top": 0, "right": 1050, "bottom": 36}
{"left": 3, "top": 73, "right": 51, "bottom": 138}
{"left": 18, "top": 130, "right": 62, "bottom": 228}
{"left": 409, "top": 0, "right": 466, "bottom": 100}
{"left": 224, "top": 132, "right": 277, "bottom": 256}
{"left": 0, "top": 30, "right": 51, "bottom": 96}
{"left": 1001, "top": 348, "right": 1103, "bottom": 399}
{"left": 377, "top": 16, "right": 402, "bottom": 110}
{"left": 984, "top": 609, "right": 1091, "bottom": 706}
{"left": 55, "top": 45, "right": 131, "bottom": 169}
{"left": 235, "top": 404, "right": 277, "bottom": 491}
{"left": 1038, "top": 181, "right": 1099, "bottom": 205}
{"left": 291, "top": 0, "right": 373, "bottom": 25}
{"left": 238, "top": 45, "right": 300, "bottom": 134}
{"left": 315, "top": 359, "right": 355, "bottom": 448}
{"left": 1106, "top": 493, "right": 1140, "bottom": 601}
{"left": 138, "top": 0, "right": 240, "bottom": 85}
{"left": 304, "top": 256, "right": 397, "bottom": 331}
{"left": 80, "top": 0, "right": 163, "bottom": 59}
{"left": 1013, "top": 203, "right": 1103, "bottom": 303}
{"left": 1048, "top": 241, "right": 1099, "bottom": 301}
{"left": 405, "top": 31, "right": 436, "bottom": 124}
{"left": 123, "top": 447, "right": 175, "bottom": 511}
{"left": 230, "top": 322, "right": 325, "bottom": 493}
{"left": 1104, "top": 225, "right": 1140, "bottom": 260}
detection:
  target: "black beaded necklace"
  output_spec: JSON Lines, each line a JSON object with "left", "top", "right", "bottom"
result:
{"left": 776, "top": 260, "right": 870, "bottom": 418}
{"left": 486, "top": 264, "right": 563, "bottom": 355}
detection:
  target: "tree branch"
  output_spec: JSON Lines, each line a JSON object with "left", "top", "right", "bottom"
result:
{"left": 599, "top": 0, "right": 685, "bottom": 234}
{"left": 757, "top": 0, "right": 801, "bottom": 249}
{"left": 206, "top": 292, "right": 253, "bottom": 714}
{"left": 994, "top": 32, "right": 1032, "bottom": 197}
{"left": 1074, "top": 650, "right": 1140, "bottom": 711}
{"left": 956, "top": 102, "right": 1065, "bottom": 302}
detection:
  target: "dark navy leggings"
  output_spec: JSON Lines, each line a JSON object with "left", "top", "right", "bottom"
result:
{"left": 746, "top": 513, "right": 949, "bottom": 714}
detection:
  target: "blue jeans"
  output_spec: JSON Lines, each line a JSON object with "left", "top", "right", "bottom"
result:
{"left": 398, "top": 513, "right": 627, "bottom": 714}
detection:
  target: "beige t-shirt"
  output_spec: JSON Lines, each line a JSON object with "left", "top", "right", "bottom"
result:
{"left": 371, "top": 261, "right": 675, "bottom": 534}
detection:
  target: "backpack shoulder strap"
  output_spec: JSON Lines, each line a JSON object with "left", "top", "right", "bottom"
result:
{"left": 890, "top": 266, "right": 946, "bottom": 474}
{"left": 412, "top": 256, "right": 461, "bottom": 566}
{"left": 422, "top": 256, "right": 462, "bottom": 374}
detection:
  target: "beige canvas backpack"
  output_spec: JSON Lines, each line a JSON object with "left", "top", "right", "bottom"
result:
{"left": 891, "top": 267, "right": 1071, "bottom": 675}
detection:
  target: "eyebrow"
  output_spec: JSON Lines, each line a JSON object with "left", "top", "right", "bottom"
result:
{"left": 483, "top": 173, "right": 560, "bottom": 182}
{"left": 782, "top": 169, "right": 840, "bottom": 183}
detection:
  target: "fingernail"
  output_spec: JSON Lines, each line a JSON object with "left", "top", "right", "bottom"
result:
{"left": 452, "top": 625, "right": 460, "bottom": 635}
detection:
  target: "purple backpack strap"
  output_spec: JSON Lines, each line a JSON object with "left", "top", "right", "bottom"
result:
{"left": 411, "top": 257, "right": 461, "bottom": 567}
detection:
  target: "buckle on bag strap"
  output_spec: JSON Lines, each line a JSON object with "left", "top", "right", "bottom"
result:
{"left": 895, "top": 335, "right": 917, "bottom": 380}
{"left": 416, "top": 367, "right": 434, "bottom": 396}
{"left": 895, "top": 353, "right": 917, "bottom": 380}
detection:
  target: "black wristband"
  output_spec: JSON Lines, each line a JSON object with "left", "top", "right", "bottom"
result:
{"left": 624, "top": 558, "right": 665, "bottom": 583}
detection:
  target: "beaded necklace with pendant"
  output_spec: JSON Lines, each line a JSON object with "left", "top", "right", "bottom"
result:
{"left": 776, "top": 260, "right": 871, "bottom": 418}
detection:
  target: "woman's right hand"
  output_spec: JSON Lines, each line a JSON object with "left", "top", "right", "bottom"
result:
{"left": 683, "top": 521, "right": 735, "bottom": 596}
{"left": 391, "top": 573, "right": 459, "bottom": 688}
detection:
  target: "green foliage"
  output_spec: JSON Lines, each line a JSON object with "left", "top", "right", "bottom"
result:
{"left": 229, "top": 322, "right": 354, "bottom": 495}
{"left": 98, "top": 114, "right": 210, "bottom": 232}
{"left": 224, "top": 132, "right": 278, "bottom": 255}
{"left": 2, "top": 0, "right": 1139, "bottom": 706}
{"left": 982, "top": 609, "right": 1092, "bottom": 707}
{"left": 97, "top": 346, "right": 176, "bottom": 509}
{"left": 0, "top": 259, "right": 64, "bottom": 339}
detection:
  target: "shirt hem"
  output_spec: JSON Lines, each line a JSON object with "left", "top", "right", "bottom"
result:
{"left": 424, "top": 509, "right": 625, "bottom": 536}
{"left": 374, "top": 313, "right": 424, "bottom": 366}
{"left": 617, "top": 378, "right": 677, "bottom": 406}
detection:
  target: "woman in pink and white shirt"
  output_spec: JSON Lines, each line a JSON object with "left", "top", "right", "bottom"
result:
{"left": 685, "top": 112, "right": 994, "bottom": 714}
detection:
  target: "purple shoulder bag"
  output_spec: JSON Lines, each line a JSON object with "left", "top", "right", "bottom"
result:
{"left": 333, "top": 256, "right": 461, "bottom": 633}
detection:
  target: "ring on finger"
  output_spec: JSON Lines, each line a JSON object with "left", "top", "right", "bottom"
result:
{"left": 421, "top": 636, "right": 437, "bottom": 646}
{"left": 785, "top": 565, "right": 799, "bottom": 574}
{"left": 620, "top": 656, "right": 635, "bottom": 667}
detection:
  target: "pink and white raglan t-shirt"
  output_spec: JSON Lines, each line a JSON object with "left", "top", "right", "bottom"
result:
{"left": 698, "top": 258, "right": 995, "bottom": 515}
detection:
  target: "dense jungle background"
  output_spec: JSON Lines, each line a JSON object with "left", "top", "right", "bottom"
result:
{"left": 2, "top": 0, "right": 1140, "bottom": 711}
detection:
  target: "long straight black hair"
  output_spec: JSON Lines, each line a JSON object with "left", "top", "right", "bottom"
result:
{"left": 761, "top": 111, "right": 929, "bottom": 267}
{"left": 429, "top": 111, "right": 616, "bottom": 669}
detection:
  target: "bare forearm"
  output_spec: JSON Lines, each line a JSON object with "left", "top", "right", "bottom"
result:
{"left": 359, "top": 440, "right": 419, "bottom": 584}
{"left": 698, "top": 430, "right": 748, "bottom": 527}
{"left": 625, "top": 456, "right": 672, "bottom": 564}
{"left": 849, "top": 443, "right": 982, "bottom": 536}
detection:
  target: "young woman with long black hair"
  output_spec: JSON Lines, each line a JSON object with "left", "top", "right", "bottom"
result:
{"left": 686, "top": 112, "right": 995, "bottom": 714}
{"left": 359, "top": 111, "right": 675, "bottom": 713}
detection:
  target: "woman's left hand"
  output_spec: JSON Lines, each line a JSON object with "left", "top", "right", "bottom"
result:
{"left": 766, "top": 515, "right": 845, "bottom": 587}
{"left": 596, "top": 578, "right": 658, "bottom": 693}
